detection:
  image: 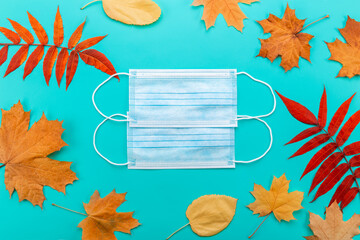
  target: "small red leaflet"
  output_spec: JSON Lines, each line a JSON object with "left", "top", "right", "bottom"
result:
{"left": 0, "top": 7, "right": 118, "bottom": 90}
{"left": 278, "top": 88, "right": 360, "bottom": 209}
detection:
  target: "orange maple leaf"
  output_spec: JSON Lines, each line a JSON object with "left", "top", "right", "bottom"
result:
{"left": 326, "top": 16, "right": 360, "bottom": 78}
{"left": 192, "top": 0, "right": 259, "bottom": 31}
{"left": 77, "top": 190, "right": 140, "bottom": 239}
{"left": 0, "top": 101, "right": 77, "bottom": 208}
{"left": 257, "top": 4, "right": 328, "bottom": 71}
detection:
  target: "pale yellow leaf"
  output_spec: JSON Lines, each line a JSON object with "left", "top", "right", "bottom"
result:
{"left": 102, "top": 0, "right": 161, "bottom": 25}
{"left": 186, "top": 195, "right": 237, "bottom": 236}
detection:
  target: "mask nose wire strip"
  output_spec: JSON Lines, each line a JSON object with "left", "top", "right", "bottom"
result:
{"left": 92, "top": 72, "right": 132, "bottom": 122}
{"left": 233, "top": 72, "right": 276, "bottom": 164}
{"left": 93, "top": 113, "right": 130, "bottom": 166}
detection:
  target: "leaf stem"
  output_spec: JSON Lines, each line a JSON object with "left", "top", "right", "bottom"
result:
{"left": 298, "top": 15, "right": 329, "bottom": 33}
{"left": 52, "top": 203, "right": 87, "bottom": 217}
{"left": 166, "top": 223, "right": 190, "bottom": 240}
{"left": 321, "top": 129, "right": 360, "bottom": 191}
{"left": 248, "top": 214, "right": 270, "bottom": 238}
{"left": 81, "top": 0, "right": 102, "bottom": 10}
{"left": 0, "top": 43, "right": 74, "bottom": 52}
{"left": 0, "top": 164, "right": 5, "bottom": 169}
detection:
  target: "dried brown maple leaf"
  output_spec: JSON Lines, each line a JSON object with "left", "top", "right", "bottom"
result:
{"left": 0, "top": 101, "right": 77, "bottom": 208}
{"left": 306, "top": 201, "right": 360, "bottom": 240}
{"left": 326, "top": 16, "right": 360, "bottom": 78}
{"left": 192, "top": 0, "right": 258, "bottom": 32}
{"left": 257, "top": 4, "right": 328, "bottom": 71}
{"left": 53, "top": 190, "right": 140, "bottom": 240}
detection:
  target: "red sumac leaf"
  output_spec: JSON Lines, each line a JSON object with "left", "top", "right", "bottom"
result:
{"left": 354, "top": 168, "right": 360, "bottom": 178}
{"left": 318, "top": 87, "right": 327, "bottom": 128}
{"left": 336, "top": 110, "right": 360, "bottom": 146}
{"left": 23, "top": 45, "right": 44, "bottom": 79}
{"left": 0, "top": 27, "right": 20, "bottom": 44}
{"left": 4, "top": 45, "right": 28, "bottom": 77}
{"left": 56, "top": 48, "right": 69, "bottom": 86}
{"left": 43, "top": 46, "right": 58, "bottom": 85}
{"left": 343, "top": 141, "right": 360, "bottom": 156}
{"left": 286, "top": 126, "right": 322, "bottom": 145}
{"left": 54, "top": 7, "right": 64, "bottom": 46}
{"left": 0, "top": 46, "right": 8, "bottom": 67}
{"left": 79, "top": 49, "right": 117, "bottom": 77}
{"left": 350, "top": 155, "right": 360, "bottom": 167}
{"left": 66, "top": 51, "right": 79, "bottom": 90}
{"left": 309, "top": 152, "right": 344, "bottom": 193}
{"left": 340, "top": 187, "right": 358, "bottom": 209}
{"left": 301, "top": 142, "right": 337, "bottom": 179}
{"left": 328, "top": 93, "right": 355, "bottom": 136}
{"left": 8, "top": 19, "right": 34, "bottom": 44}
{"left": 68, "top": 20, "right": 85, "bottom": 49}
{"left": 329, "top": 175, "right": 354, "bottom": 206}
{"left": 75, "top": 35, "right": 106, "bottom": 52}
{"left": 312, "top": 163, "right": 349, "bottom": 202}
{"left": 289, "top": 134, "right": 330, "bottom": 159}
{"left": 27, "top": 12, "right": 48, "bottom": 45}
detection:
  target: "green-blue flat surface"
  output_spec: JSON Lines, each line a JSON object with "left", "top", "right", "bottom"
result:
{"left": 0, "top": 0, "right": 359, "bottom": 239}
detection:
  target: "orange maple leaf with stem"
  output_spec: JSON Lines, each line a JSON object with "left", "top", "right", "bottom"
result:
{"left": 53, "top": 190, "right": 140, "bottom": 240}
{"left": 0, "top": 101, "right": 77, "bottom": 208}
{"left": 257, "top": 4, "right": 329, "bottom": 71}
{"left": 0, "top": 7, "right": 118, "bottom": 90}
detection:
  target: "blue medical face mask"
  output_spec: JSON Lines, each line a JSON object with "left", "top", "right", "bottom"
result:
{"left": 92, "top": 69, "right": 276, "bottom": 169}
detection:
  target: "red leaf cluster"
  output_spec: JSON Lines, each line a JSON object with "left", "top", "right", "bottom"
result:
{"left": 277, "top": 88, "right": 360, "bottom": 209}
{"left": 0, "top": 7, "right": 118, "bottom": 89}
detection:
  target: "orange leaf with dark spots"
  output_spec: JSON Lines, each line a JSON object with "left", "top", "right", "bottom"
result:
{"left": 0, "top": 102, "right": 77, "bottom": 207}
{"left": 4, "top": 45, "right": 28, "bottom": 77}
{"left": 0, "top": 27, "right": 20, "bottom": 44}
{"left": 53, "top": 7, "right": 64, "bottom": 46}
{"left": 27, "top": 12, "right": 48, "bottom": 45}
{"left": 66, "top": 51, "right": 79, "bottom": 89}
{"left": 43, "top": 46, "right": 58, "bottom": 85}
{"left": 23, "top": 45, "right": 44, "bottom": 79}
{"left": 0, "top": 46, "right": 8, "bottom": 67}
{"left": 56, "top": 48, "right": 69, "bottom": 86}
{"left": 75, "top": 36, "right": 106, "bottom": 51}
{"left": 68, "top": 20, "right": 85, "bottom": 49}
{"left": 8, "top": 19, "right": 34, "bottom": 44}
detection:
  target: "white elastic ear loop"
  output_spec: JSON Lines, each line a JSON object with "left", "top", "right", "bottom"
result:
{"left": 236, "top": 71, "right": 276, "bottom": 118}
{"left": 233, "top": 72, "right": 276, "bottom": 164}
{"left": 92, "top": 72, "right": 131, "bottom": 122}
{"left": 233, "top": 115, "right": 273, "bottom": 164}
{"left": 93, "top": 113, "right": 130, "bottom": 166}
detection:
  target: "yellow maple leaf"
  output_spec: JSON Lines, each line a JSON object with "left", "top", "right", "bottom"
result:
{"left": 247, "top": 174, "right": 304, "bottom": 238}
{"left": 306, "top": 201, "right": 360, "bottom": 240}
{"left": 192, "top": 0, "right": 259, "bottom": 32}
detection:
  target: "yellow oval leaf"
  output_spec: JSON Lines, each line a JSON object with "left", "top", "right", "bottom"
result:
{"left": 186, "top": 195, "right": 237, "bottom": 236}
{"left": 102, "top": 0, "right": 161, "bottom": 25}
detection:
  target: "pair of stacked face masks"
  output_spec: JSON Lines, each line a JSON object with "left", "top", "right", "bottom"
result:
{"left": 92, "top": 69, "right": 276, "bottom": 169}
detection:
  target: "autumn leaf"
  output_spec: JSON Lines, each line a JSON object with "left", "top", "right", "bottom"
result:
{"left": 192, "top": 0, "right": 258, "bottom": 32}
{"left": 257, "top": 4, "right": 328, "bottom": 71}
{"left": 327, "top": 16, "right": 360, "bottom": 78}
{"left": 81, "top": 0, "right": 161, "bottom": 25}
{"left": 278, "top": 89, "right": 360, "bottom": 209}
{"left": 0, "top": 8, "right": 118, "bottom": 89}
{"left": 167, "top": 195, "right": 237, "bottom": 239}
{"left": 0, "top": 101, "right": 77, "bottom": 208}
{"left": 247, "top": 174, "right": 304, "bottom": 238}
{"left": 53, "top": 190, "right": 140, "bottom": 240}
{"left": 306, "top": 201, "right": 360, "bottom": 240}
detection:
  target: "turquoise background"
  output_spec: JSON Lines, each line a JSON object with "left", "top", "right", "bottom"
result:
{"left": 0, "top": 0, "right": 360, "bottom": 239}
